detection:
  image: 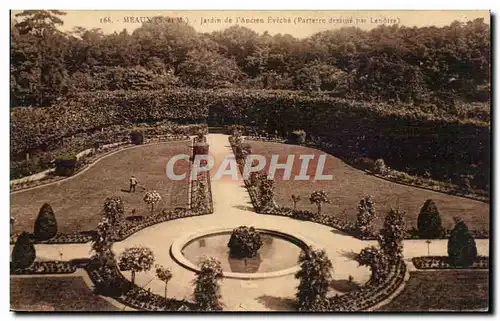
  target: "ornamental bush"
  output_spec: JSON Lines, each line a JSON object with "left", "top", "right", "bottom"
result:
{"left": 11, "top": 232, "right": 36, "bottom": 269}
{"left": 448, "top": 219, "right": 478, "bottom": 267}
{"left": 103, "top": 196, "right": 125, "bottom": 225}
{"left": 259, "top": 177, "right": 276, "bottom": 210}
{"left": 130, "top": 131, "right": 144, "bottom": 145}
{"left": 295, "top": 248, "right": 333, "bottom": 311}
{"left": 290, "top": 130, "right": 306, "bottom": 145}
{"left": 356, "top": 246, "right": 389, "bottom": 284}
{"left": 373, "top": 159, "right": 388, "bottom": 176}
{"left": 355, "top": 196, "right": 376, "bottom": 238}
{"left": 118, "top": 247, "right": 155, "bottom": 284}
{"left": 54, "top": 153, "right": 78, "bottom": 177}
{"left": 193, "top": 256, "right": 223, "bottom": 311}
{"left": 352, "top": 157, "right": 376, "bottom": 172}
{"left": 309, "top": 191, "right": 330, "bottom": 215}
{"left": 155, "top": 264, "right": 173, "bottom": 299}
{"left": 227, "top": 226, "right": 263, "bottom": 258}
{"left": 33, "top": 203, "right": 58, "bottom": 241}
{"left": 143, "top": 191, "right": 162, "bottom": 213}
{"left": 417, "top": 199, "right": 443, "bottom": 239}
{"left": 378, "top": 209, "right": 405, "bottom": 263}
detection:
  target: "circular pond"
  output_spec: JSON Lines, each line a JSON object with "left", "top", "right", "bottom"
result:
{"left": 171, "top": 228, "right": 311, "bottom": 279}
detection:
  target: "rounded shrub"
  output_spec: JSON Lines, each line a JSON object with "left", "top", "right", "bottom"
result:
{"left": 54, "top": 153, "right": 78, "bottom": 177}
{"left": 373, "top": 159, "right": 388, "bottom": 175}
{"left": 352, "top": 157, "right": 376, "bottom": 172}
{"left": 447, "top": 219, "right": 478, "bottom": 267}
{"left": 290, "top": 130, "right": 306, "bottom": 145}
{"left": 417, "top": 199, "right": 442, "bottom": 239}
{"left": 227, "top": 226, "right": 263, "bottom": 258}
{"left": 34, "top": 203, "right": 58, "bottom": 240}
{"left": 11, "top": 232, "right": 36, "bottom": 269}
{"left": 130, "top": 131, "right": 144, "bottom": 145}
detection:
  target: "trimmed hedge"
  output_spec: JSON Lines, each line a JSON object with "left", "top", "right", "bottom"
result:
{"left": 10, "top": 261, "right": 77, "bottom": 275}
{"left": 54, "top": 153, "right": 79, "bottom": 177}
{"left": 12, "top": 90, "right": 489, "bottom": 190}
{"left": 412, "top": 256, "right": 489, "bottom": 270}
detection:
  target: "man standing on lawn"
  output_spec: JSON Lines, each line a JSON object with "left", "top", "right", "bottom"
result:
{"left": 129, "top": 175, "right": 138, "bottom": 193}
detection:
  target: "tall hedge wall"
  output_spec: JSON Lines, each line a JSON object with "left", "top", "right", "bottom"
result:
{"left": 11, "top": 89, "right": 490, "bottom": 187}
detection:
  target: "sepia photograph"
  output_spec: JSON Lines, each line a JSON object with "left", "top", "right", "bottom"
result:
{"left": 9, "top": 9, "right": 491, "bottom": 312}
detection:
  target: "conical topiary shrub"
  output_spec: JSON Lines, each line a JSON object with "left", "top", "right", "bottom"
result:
{"left": 11, "top": 232, "right": 36, "bottom": 269}
{"left": 447, "top": 219, "right": 477, "bottom": 267}
{"left": 34, "top": 203, "right": 58, "bottom": 240}
{"left": 417, "top": 199, "right": 442, "bottom": 239}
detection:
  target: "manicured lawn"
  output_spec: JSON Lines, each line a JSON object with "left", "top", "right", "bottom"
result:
{"left": 378, "top": 270, "right": 489, "bottom": 311}
{"left": 248, "top": 141, "right": 489, "bottom": 231}
{"left": 10, "top": 141, "right": 191, "bottom": 234}
{"left": 10, "top": 276, "right": 119, "bottom": 311}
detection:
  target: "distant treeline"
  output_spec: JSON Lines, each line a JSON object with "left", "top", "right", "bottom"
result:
{"left": 11, "top": 11, "right": 490, "bottom": 108}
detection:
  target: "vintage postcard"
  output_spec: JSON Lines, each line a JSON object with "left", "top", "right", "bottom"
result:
{"left": 10, "top": 10, "right": 490, "bottom": 312}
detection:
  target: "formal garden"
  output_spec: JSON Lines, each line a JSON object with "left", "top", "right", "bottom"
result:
{"left": 10, "top": 117, "right": 489, "bottom": 311}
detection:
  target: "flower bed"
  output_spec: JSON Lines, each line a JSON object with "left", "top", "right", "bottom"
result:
{"left": 412, "top": 256, "right": 489, "bottom": 270}
{"left": 114, "top": 208, "right": 209, "bottom": 242}
{"left": 328, "top": 259, "right": 407, "bottom": 311}
{"left": 85, "top": 264, "right": 196, "bottom": 311}
{"left": 10, "top": 261, "right": 77, "bottom": 275}
{"left": 10, "top": 232, "right": 96, "bottom": 245}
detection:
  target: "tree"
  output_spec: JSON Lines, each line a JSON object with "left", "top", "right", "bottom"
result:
{"left": 356, "top": 246, "right": 389, "bottom": 284}
{"left": 13, "top": 11, "right": 69, "bottom": 106}
{"left": 193, "top": 256, "right": 223, "bottom": 311}
{"left": 291, "top": 194, "right": 301, "bottom": 211}
{"left": 295, "top": 248, "right": 333, "bottom": 311}
{"left": 355, "top": 196, "right": 376, "bottom": 238}
{"left": 448, "top": 219, "right": 478, "bottom": 267}
{"left": 132, "top": 17, "right": 200, "bottom": 73}
{"left": 11, "top": 232, "right": 36, "bottom": 269}
{"left": 33, "top": 203, "right": 58, "bottom": 240}
{"left": 417, "top": 199, "right": 443, "bottom": 239}
{"left": 309, "top": 191, "right": 330, "bottom": 215}
{"left": 14, "top": 10, "right": 66, "bottom": 36}
{"left": 177, "top": 49, "right": 242, "bottom": 88}
{"left": 118, "top": 247, "right": 155, "bottom": 285}
{"left": 144, "top": 191, "right": 162, "bottom": 213}
{"left": 378, "top": 208, "right": 405, "bottom": 263}
{"left": 155, "top": 264, "right": 173, "bottom": 300}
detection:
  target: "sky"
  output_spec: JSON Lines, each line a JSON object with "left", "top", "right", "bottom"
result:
{"left": 11, "top": 10, "right": 490, "bottom": 38}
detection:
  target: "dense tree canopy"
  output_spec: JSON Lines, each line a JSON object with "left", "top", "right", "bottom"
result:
{"left": 10, "top": 11, "right": 490, "bottom": 108}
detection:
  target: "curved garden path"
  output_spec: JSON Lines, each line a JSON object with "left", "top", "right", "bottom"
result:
{"left": 13, "top": 134, "right": 490, "bottom": 311}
